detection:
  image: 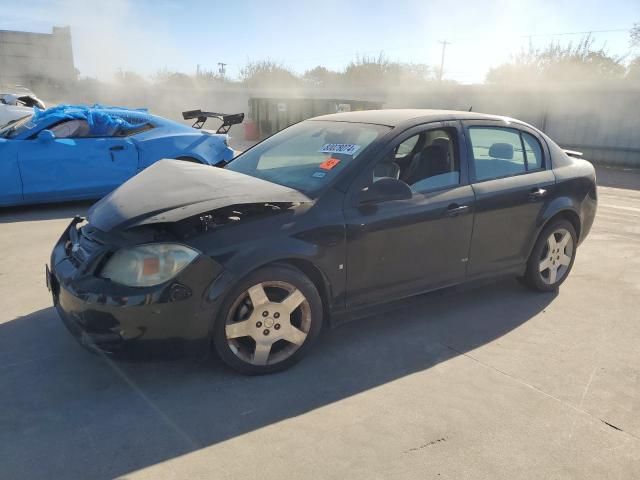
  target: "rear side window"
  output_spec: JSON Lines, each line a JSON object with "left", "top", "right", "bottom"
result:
{"left": 468, "top": 127, "right": 544, "bottom": 181}
{"left": 522, "top": 132, "right": 543, "bottom": 170}
{"left": 113, "top": 123, "right": 154, "bottom": 137}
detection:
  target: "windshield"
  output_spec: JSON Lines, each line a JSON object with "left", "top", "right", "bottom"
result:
{"left": 0, "top": 114, "right": 34, "bottom": 138}
{"left": 225, "top": 120, "right": 390, "bottom": 196}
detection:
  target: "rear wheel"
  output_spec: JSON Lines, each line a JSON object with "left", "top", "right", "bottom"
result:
{"left": 213, "top": 265, "right": 323, "bottom": 375}
{"left": 523, "top": 219, "right": 577, "bottom": 292}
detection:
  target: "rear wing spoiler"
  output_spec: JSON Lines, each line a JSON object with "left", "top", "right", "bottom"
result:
{"left": 563, "top": 149, "right": 583, "bottom": 159}
{"left": 182, "top": 110, "right": 245, "bottom": 134}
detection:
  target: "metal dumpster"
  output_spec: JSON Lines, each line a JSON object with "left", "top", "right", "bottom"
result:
{"left": 247, "top": 97, "right": 383, "bottom": 139}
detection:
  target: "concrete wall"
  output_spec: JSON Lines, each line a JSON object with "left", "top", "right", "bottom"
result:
{"left": 0, "top": 27, "right": 75, "bottom": 86}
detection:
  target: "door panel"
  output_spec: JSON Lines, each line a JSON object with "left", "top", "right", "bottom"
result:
{"left": 0, "top": 141, "right": 23, "bottom": 205}
{"left": 18, "top": 137, "right": 138, "bottom": 202}
{"left": 345, "top": 185, "right": 475, "bottom": 307}
{"left": 343, "top": 121, "right": 475, "bottom": 308}
{"left": 467, "top": 170, "right": 555, "bottom": 276}
{"left": 343, "top": 121, "right": 473, "bottom": 308}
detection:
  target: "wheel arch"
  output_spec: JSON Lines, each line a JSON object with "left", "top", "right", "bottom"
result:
{"left": 549, "top": 209, "right": 581, "bottom": 241}
{"left": 244, "top": 257, "right": 333, "bottom": 328}
{"left": 202, "top": 254, "right": 334, "bottom": 355}
{"left": 540, "top": 198, "right": 582, "bottom": 241}
{"left": 275, "top": 257, "right": 331, "bottom": 314}
{"left": 523, "top": 200, "right": 582, "bottom": 263}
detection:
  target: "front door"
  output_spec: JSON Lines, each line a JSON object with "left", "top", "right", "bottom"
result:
{"left": 18, "top": 122, "right": 138, "bottom": 202}
{"left": 344, "top": 122, "right": 475, "bottom": 307}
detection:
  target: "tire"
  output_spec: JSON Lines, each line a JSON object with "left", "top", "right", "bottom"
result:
{"left": 523, "top": 219, "right": 577, "bottom": 292}
{"left": 212, "top": 264, "right": 323, "bottom": 375}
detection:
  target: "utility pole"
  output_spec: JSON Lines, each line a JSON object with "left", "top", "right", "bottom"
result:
{"left": 438, "top": 40, "right": 450, "bottom": 82}
{"left": 217, "top": 62, "right": 227, "bottom": 79}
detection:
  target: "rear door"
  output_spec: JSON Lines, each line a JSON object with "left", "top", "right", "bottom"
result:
{"left": 18, "top": 120, "right": 138, "bottom": 202}
{"left": 463, "top": 120, "right": 556, "bottom": 277}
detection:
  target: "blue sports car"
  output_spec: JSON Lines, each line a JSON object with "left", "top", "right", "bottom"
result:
{"left": 0, "top": 105, "right": 241, "bottom": 206}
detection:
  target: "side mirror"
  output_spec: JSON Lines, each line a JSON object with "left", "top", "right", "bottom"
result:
{"left": 37, "top": 129, "right": 55, "bottom": 142}
{"left": 358, "top": 177, "right": 412, "bottom": 204}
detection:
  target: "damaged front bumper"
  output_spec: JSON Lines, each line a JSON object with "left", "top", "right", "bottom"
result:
{"left": 48, "top": 217, "right": 224, "bottom": 359}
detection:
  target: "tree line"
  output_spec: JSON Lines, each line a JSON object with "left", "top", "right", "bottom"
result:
{"left": 95, "top": 25, "right": 640, "bottom": 90}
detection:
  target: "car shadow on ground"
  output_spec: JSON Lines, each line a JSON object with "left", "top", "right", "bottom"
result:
{"left": 0, "top": 200, "right": 93, "bottom": 223}
{"left": 0, "top": 278, "right": 556, "bottom": 480}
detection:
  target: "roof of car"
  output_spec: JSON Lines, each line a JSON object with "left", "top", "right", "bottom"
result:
{"left": 312, "top": 109, "right": 525, "bottom": 128}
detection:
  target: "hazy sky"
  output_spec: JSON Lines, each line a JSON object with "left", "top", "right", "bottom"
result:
{"left": 1, "top": 0, "right": 638, "bottom": 83}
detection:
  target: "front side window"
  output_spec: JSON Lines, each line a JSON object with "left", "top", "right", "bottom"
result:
{"left": 226, "top": 120, "right": 390, "bottom": 196}
{"left": 36, "top": 112, "right": 152, "bottom": 139}
{"left": 469, "top": 127, "right": 544, "bottom": 181}
{"left": 371, "top": 128, "right": 460, "bottom": 194}
{"left": 49, "top": 119, "right": 91, "bottom": 138}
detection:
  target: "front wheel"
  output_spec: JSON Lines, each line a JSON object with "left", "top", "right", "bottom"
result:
{"left": 213, "top": 265, "right": 323, "bottom": 375}
{"left": 523, "top": 219, "right": 577, "bottom": 292}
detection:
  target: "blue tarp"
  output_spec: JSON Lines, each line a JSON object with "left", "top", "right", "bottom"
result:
{"left": 32, "top": 104, "right": 148, "bottom": 136}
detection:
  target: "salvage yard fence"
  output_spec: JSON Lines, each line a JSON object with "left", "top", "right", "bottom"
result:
{"left": 386, "top": 84, "right": 640, "bottom": 168}
{"left": 49, "top": 82, "right": 640, "bottom": 168}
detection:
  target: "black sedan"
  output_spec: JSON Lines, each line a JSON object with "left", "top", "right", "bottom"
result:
{"left": 48, "top": 109, "right": 597, "bottom": 374}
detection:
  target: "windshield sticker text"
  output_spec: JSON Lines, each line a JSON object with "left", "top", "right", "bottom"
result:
{"left": 318, "top": 143, "right": 361, "bottom": 156}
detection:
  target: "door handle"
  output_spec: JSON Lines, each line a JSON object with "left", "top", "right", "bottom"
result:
{"left": 109, "top": 145, "right": 125, "bottom": 161}
{"left": 529, "top": 187, "right": 547, "bottom": 200}
{"left": 447, "top": 203, "right": 470, "bottom": 216}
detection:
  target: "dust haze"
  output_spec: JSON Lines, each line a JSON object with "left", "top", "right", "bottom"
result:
{"left": 5, "top": 0, "right": 640, "bottom": 165}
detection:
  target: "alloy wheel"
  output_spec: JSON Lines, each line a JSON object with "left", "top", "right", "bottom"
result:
{"left": 224, "top": 281, "right": 312, "bottom": 366}
{"left": 538, "top": 227, "right": 574, "bottom": 285}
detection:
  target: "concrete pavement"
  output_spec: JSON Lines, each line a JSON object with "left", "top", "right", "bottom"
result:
{"left": 0, "top": 167, "right": 639, "bottom": 479}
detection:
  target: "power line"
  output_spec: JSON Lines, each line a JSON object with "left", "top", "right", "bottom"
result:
{"left": 521, "top": 28, "right": 630, "bottom": 38}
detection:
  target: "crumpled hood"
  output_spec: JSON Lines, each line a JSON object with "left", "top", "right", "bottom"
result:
{"left": 88, "top": 159, "right": 311, "bottom": 231}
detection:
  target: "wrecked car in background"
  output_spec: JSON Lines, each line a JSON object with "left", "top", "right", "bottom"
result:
{"left": 0, "top": 87, "right": 45, "bottom": 126}
{"left": 0, "top": 104, "right": 242, "bottom": 207}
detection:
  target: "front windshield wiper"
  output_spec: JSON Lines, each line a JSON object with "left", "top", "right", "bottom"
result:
{"left": 0, "top": 115, "right": 31, "bottom": 137}
{"left": 0, "top": 117, "right": 22, "bottom": 130}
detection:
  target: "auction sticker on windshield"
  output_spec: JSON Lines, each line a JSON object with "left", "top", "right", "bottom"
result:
{"left": 319, "top": 158, "right": 341, "bottom": 170}
{"left": 318, "top": 143, "right": 361, "bottom": 155}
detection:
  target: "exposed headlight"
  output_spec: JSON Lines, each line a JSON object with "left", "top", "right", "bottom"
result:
{"left": 100, "top": 244, "right": 199, "bottom": 287}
